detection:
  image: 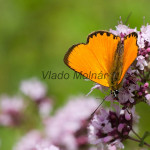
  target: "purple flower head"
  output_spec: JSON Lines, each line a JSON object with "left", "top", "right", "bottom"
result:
{"left": 20, "top": 78, "right": 47, "bottom": 100}
{"left": 0, "top": 95, "right": 25, "bottom": 126}
{"left": 44, "top": 96, "right": 99, "bottom": 150}
{"left": 88, "top": 105, "right": 138, "bottom": 149}
{"left": 20, "top": 78, "right": 53, "bottom": 119}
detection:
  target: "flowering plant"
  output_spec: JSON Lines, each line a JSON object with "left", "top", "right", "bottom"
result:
{"left": 88, "top": 20, "right": 150, "bottom": 149}
{"left": 1, "top": 20, "right": 150, "bottom": 150}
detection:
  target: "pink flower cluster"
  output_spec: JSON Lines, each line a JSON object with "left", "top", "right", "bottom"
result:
{"left": 20, "top": 78, "right": 52, "bottom": 119}
{"left": 88, "top": 21, "right": 150, "bottom": 149}
{"left": 10, "top": 87, "right": 99, "bottom": 150}
{"left": 88, "top": 105, "right": 138, "bottom": 150}
{"left": 44, "top": 96, "right": 98, "bottom": 150}
{"left": 0, "top": 95, "right": 25, "bottom": 126}
{"left": 0, "top": 78, "right": 52, "bottom": 127}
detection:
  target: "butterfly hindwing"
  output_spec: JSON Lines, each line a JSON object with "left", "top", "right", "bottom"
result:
{"left": 64, "top": 31, "right": 121, "bottom": 87}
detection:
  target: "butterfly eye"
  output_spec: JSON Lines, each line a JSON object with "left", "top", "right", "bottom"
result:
{"left": 115, "top": 90, "right": 119, "bottom": 94}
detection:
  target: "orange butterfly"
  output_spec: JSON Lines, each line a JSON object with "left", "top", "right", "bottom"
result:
{"left": 64, "top": 31, "right": 138, "bottom": 97}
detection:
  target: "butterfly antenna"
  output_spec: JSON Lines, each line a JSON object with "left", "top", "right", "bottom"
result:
{"left": 90, "top": 94, "right": 110, "bottom": 119}
{"left": 90, "top": 98, "right": 105, "bottom": 117}
{"left": 124, "top": 12, "right": 132, "bottom": 25}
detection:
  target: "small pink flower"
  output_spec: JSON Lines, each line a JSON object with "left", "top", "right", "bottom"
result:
{"left": 87, "top": 84, "right": 108, "bottom": 96}
{"left": 144, "top": 83, "right": 149, "bottom": 88}
{"left": 118, "top": 123, "right": 125, "bottom": 133}
{"left": 20, "top": 78, "right": 47, "bottom": 100}
{"left": 103, "top": 136, "right": 113, "bottom": 143}
{"left": 146, "top": 47, "right": 150, "bottom": 52}
{"left": 140, "top": 24, "right": 150, "bottom": 42}
{"left": 136, "top": 56, "right": 148, "bottom": 70}
{"left": 0, "top": 95, "right": 25, "bottom": 126}
{"left": 137, "top": 33, "right": 145, "bottom": 48}
{"left": 145, "top": 94, "right": 150, "bottom": 105}
{"left": 38, "top": 98, "right": 52, "bottom": 119}
{"left": 125, "top": 111, "right": 131, "bottom": 120}
{"left": 118, "top": 87, "right": 135, "bottom": 104}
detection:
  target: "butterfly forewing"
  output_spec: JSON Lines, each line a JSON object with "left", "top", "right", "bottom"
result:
{"left": 64, "top": 31, "right": 121, "bottom": 87}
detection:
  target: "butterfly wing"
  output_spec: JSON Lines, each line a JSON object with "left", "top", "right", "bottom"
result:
{"left": 64, "top": 31, "right": 121, "bottom": 87}
{"left": 119, "top": 32, "right": 138, "bottom": 83}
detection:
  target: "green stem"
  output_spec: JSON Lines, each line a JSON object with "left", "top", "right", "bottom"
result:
{"left": 128, "top": 136, "right": 150, "bottom": 148}
{"left": 131, "top": 129, "right": 141, "bottom": 140}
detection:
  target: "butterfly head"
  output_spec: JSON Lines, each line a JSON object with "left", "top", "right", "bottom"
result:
{"left": 111, "top": 90, "right": 119, "bottom": 98}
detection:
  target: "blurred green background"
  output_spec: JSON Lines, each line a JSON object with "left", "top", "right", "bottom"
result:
{"left": 0, "top": 0, "right": 150, "bottom": 149}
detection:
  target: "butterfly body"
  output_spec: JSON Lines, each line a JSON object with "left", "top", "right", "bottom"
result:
{"left": 64, "top": 31, "right": 138, "bottom": 94}
{"left": 108, "top": 41, "right": 124, "bottom": 91}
